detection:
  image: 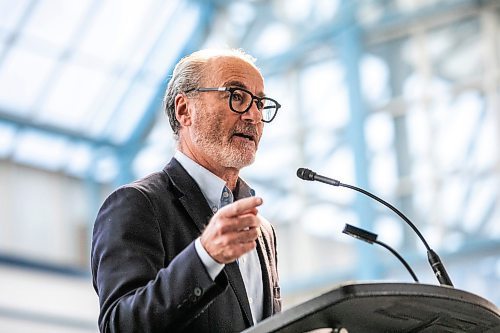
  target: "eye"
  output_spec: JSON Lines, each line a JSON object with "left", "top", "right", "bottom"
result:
{"left": 232, "top": 91, "right": 244, "bottom": 102}
{"left": 231, "top": 89, "right": 253, "bottom": 109}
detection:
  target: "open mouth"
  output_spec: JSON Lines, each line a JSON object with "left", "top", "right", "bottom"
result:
{"left": 232, "top": 132, "right": 255, "bottom": 142}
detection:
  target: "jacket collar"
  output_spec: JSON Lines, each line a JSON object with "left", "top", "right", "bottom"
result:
{"left": 163, "top": 158, "right": 212, "bottom": 233}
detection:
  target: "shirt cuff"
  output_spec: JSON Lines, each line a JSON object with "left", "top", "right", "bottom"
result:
{"left": 195, "top": 237, "right": 225, "bottom": 280}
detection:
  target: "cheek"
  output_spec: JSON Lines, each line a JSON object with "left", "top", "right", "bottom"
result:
{"left": 211, "top": 112, "right": 231, "bottom": 136}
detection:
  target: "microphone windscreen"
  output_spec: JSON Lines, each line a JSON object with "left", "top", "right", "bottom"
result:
{"left": 296, "top": 168, "right": 314, "bottom": 180}
{"left": 296, "top": 168, "right": 305, "bottom": 179}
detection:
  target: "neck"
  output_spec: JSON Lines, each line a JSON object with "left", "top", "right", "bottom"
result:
{"left": 178, "top": 143, "right": 240, "bottom": 191}
{"left": 220, "top": 171, "right": 239, "bottom": 191}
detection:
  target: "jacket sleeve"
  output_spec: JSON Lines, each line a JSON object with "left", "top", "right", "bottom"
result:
{"left": 91, "top": 186, "right": 227, "bottom": 332}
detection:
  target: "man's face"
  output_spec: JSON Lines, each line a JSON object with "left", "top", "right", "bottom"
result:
{"left": 185, "top": 56, "right": 265, "bottom": 170}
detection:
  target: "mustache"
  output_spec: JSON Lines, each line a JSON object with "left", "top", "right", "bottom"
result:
{"left": 231, "top": 124, "right": 259, "bottom": 138}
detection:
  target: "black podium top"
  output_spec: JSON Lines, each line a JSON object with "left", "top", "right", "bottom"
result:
{"left": 243, "top": 282, "right": 500, "bottom": 333}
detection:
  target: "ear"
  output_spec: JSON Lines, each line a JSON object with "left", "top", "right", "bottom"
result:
{"left": 174, "top": 93, "right": 192, "bottom": 127}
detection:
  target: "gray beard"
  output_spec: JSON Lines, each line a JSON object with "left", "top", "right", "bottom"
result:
{"left": 192, "top": 133, "right": 256, "bottom": 170}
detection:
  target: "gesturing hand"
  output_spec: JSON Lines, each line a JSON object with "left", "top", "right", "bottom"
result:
{"left": 200, "top": 196, "right": 263, "bottom": 264}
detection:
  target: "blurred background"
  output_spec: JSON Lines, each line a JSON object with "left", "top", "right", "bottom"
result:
{"left": 0, "top": 0, "right": 499, "bottom": 331}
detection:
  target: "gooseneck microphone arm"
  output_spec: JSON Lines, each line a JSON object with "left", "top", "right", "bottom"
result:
{"left": 341, "top": 183, "right": 431, "bottom": 250}
{"left": 297, "top": 167, "right": 454, "bottom": 287}
{"left": 343, "top": 223, "right": 419, "bottom": 283}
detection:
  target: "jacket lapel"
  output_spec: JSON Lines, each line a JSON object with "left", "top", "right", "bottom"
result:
{"left": 256, "top": 231, "right": 273, "bottom": 318}
{"left": 224, "top": 262, "right": 254, "bottom": 326}
{"left": 164, "top": 158, "right": 254, "bottom": 326}
{"left": 164, "top": 158, "right": 212, "bottom": 233}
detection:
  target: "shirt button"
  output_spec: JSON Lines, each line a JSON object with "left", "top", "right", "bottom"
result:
{"left": 212, "top": 206, "right": 218, "bottom": 213}
{"left": 194, "top": 287, "right": 202, "bottom": 297}
{"left": 223, "top": 191, "right": 229, "bottom": 198}
{"left": 249, "top": 297, "right": 253, "bottom": 304}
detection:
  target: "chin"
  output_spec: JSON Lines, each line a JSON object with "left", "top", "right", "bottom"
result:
{"left": 222, "top": 150, "right": 256, "bottom": 169}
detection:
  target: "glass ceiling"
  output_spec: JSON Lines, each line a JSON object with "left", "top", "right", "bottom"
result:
{"left": 0, "top": 0, "right": 469, "bottom": 182}
{"left": 0, "top": 0, "right": 204, "bottom": 181}
{"left": 0, "top": 0, "right": 498, "bottom": 306}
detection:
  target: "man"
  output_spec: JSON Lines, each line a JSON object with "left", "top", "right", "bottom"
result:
{"left": 91, "top": 48, "right": 282, "bottom": 332}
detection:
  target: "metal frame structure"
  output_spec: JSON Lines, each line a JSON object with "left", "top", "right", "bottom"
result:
{"left": 0, "top": 0, "right": 499, "bottom": 329}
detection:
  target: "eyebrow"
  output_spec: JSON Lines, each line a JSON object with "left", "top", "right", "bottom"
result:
{"left": 223, "top": 80, "right": 266, "bottom": 97}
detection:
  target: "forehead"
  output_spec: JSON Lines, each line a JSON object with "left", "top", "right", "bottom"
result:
{"left": 206, "top": 56, "right": 264, "bottom": 93}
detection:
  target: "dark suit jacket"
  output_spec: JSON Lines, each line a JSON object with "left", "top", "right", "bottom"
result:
{"left": 91, "top": 158, "right": 281, "bottom": 333}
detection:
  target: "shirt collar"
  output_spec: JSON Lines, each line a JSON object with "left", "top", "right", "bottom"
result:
{"left": 174, "top": 151, "right": 255, "bottom": 208}
{"left": 235, "top": 177, "right": 256, "bottom": 199}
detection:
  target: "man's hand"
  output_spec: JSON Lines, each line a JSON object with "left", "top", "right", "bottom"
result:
{"left": 201, "top": 196, "right": 263, "bottom": 264}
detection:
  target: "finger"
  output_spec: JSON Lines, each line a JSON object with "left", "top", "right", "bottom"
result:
{"left": 235, "top": 214, "right": 261, "bottom": 231}
{"left": 235, "top": 228, "right": 260, "bottom": 243}
{"left": 239, "top": 207, "right": 259, "bottom": 215}
{"left": 219, "top": 214, "right": 261, "bottom": 233}
{"left": 223, "top": 226, "right": 260, "bottom": 244}
{"left": 206, "top": 225, "right": 261, "bottom": 263}
{"left": 220, "top": 197, "right": 263, "bottom": 218}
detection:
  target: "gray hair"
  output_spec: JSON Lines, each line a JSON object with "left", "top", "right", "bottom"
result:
{"left": 163, "top": 48, "right": 258, "bottom": 138}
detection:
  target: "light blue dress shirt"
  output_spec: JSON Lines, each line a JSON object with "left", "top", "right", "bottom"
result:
{"left": 174, "top": 151, "right": 264, "bottom": 323}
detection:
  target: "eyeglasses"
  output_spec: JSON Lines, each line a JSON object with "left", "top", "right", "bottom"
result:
{"left": 185, "top": 87, "right": 281, "bottom": 123}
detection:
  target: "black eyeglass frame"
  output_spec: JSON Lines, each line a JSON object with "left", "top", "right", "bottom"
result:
{"left": 185, "top": 86, "right": 281, "bottom": 123}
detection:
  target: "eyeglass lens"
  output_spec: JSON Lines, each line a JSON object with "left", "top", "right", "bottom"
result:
{"left": 230, "top": 88, "right": 277, "bottom": 121}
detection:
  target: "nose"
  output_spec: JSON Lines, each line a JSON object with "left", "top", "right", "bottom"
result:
{"left": 241, "top": 100, "right": 262, "bottom": 124}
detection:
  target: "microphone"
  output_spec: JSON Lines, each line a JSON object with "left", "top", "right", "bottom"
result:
{"left": 342, "top": 223, "right": 419, "bottom": 283}
{"left": 297, "top": 167, "right": 454, "bottom": 287}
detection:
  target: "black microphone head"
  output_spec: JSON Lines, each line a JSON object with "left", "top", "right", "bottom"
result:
{"left": 297, "top": 168, "right": 315, "bottom": 181}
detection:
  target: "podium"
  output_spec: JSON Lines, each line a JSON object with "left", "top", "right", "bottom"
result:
{"left": 243, "top": 283, "right": 500, "bottom": 333}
